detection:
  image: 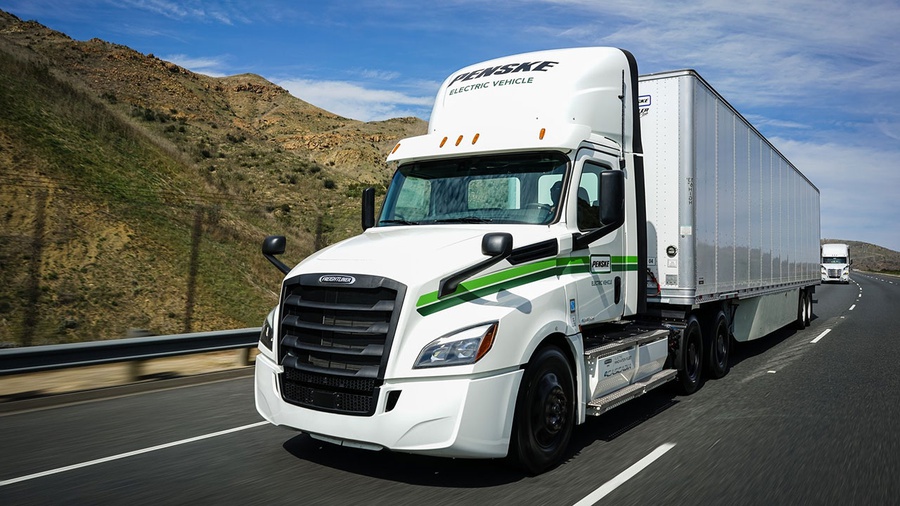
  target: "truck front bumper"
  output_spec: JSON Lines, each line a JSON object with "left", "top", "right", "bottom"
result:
{"left": 254, "top": 352, "right": 523, "bottom": 458}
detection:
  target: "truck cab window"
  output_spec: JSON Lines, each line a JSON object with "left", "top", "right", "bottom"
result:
{"left": 577, "top": 162, "right": 605, "bottom": 231}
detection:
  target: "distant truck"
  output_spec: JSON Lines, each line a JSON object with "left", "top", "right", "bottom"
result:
{"left": 821, "top": 243, "right": 851, "bottom": 283}
{"left": 255, "top": 47, "right": 821, "bottom": 474}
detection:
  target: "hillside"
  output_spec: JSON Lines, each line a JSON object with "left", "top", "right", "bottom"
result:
{"left": 0, "top": 10, "right": 425, "bottom": 346}
{"left": 822, "top": 240, "right": 900, "bottom": 274}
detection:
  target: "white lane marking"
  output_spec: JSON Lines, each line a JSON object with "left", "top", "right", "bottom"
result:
{"left": 811, "top": 329, "right": 831, "bottom": 344}
{"left": 849, "top": 304, "right": 856, "bottom": 311}
{"left": 0, "top": 421, "right": 268, "bottom": 487}
{"left": 573, "top": 443, "right": 675, "bottom": 506}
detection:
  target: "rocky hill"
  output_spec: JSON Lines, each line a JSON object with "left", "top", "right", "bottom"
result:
{"left": 822, "top": 240, "right": 900, "bottom": 274}
{"left": 0, "top": 10, "right": 425, "bottom": 346}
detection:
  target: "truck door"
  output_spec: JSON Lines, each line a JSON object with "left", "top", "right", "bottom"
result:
{"left": 572, "top": 155, "right": 626, "bottom": 326}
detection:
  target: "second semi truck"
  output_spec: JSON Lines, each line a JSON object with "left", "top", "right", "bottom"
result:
{"left": 821, "top": 243, "right": 851, "bottom": 283}
{"left": 255, "top": 47, "right": 821, "bottom": 474}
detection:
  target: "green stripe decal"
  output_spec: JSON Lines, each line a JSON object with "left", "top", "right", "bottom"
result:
{"left": 415, "top": 255, "right": 638, "bottom": 316}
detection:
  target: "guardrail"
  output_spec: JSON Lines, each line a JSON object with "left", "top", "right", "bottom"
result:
{"left": 0, "top": 328, "right": 261, "bottom": 378}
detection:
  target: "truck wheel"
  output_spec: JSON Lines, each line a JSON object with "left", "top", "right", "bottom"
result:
{"left": 706, "top": 311, "right": 730, "bottom": 379}
{"left": 510, "top": 346, "right": 574, "bottom": 475}
{"left": 676, "top": 317, "right": 702, "bottom": 394}
{"left": 804, "top": 292, "right": 812, "bottom": 326}
{"left": 795, "top": 290, "right": 808, "bottom": 329}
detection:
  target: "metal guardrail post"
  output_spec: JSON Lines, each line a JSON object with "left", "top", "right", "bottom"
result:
{"left": 239, "top": 348, "right": 252, "bottom": 367}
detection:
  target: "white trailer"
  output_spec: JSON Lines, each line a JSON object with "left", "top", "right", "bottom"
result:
{"left": 640, "top": 70, "right": 821, "bottom": 348}
{"left": 255, "top": 47, "right": 821, "bottom": 474}
{"left": 821, "top": 243, "right": 851, "bottom": 283}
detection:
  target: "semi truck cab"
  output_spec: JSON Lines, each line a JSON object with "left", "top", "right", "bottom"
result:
{"left": 254, "top": 47, "right": 820, "bottom": 475}
{"left": 821, "top": 243, "right": 851, "bottom": 283}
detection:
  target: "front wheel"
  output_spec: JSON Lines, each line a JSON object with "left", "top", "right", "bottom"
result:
{"left": 510, "top": 346, "right": 575, "bottom": 475}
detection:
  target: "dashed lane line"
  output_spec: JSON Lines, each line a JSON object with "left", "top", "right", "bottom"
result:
{"left": 811, "top": 329, "right": 831, "bottom": 344}
{"left": 0, "top": 421, "right": 269, "bottom": 487}
{"left": 573, "top": 443, "right": 676, "bottom": 506}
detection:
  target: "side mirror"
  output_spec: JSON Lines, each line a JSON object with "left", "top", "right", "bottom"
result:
{"left": 599, "top": 170, "right": 625, "bottom": 226}
{"left": 262, "top": 235, "right": 285, "bottom": 256}
{"left": 438, "top": 233, "right": 513, "bottom": 298}
{"left": 572, "top": 170, "right": 626, "bottom": 251}
{"left": 362, "top": 187, "right": 376, "bottom": 231}
{"left": 482, "top": 232, "right": 513, "bottom": 257}
{"left": 262, "top": 235, "right": 291, "bottom": 275}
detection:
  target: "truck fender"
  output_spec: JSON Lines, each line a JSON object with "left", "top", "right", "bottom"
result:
{"left": 514, "top": 323, "right": 585, "bottom": 425}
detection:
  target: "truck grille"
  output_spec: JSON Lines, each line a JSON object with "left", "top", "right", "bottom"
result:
{"left": 277, "top": 274, "right": 405, "bottom": 416}
{"left": 827, "top": 269, "right": 841, "bottom": 278}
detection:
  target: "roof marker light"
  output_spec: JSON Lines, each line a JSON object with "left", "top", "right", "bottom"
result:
{"left": 472, "top": 133, "right": 480, "bottom": 145}
{"left": 539, "top": 128, "right": 546, "bottom": 140}
{"left": 455, "top": 135, "right": 463, "bottom": 146}
{"left": 391, "top": 143, "right": 401, "bottom": 154}
{"left": 440, "top": 137, "right": 447, "bottom": 148}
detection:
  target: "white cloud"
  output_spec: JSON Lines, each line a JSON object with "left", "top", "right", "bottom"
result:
{"left": 774, "top": 138, "right": 900, "bottom": 251}
{"left": 120, "top": 0, "right": 252, "bottom": 24}
{"left": 357, "top": 69, "right": 402, "bottom": 81}
{"left": 162, "top": 53, "right": 230, "bottom": 77}
{"left": 545, "top": 0, "right": 900, "bottom": 106}
{"left": 120, "top": 0, "right": 192, "bottom": 20}
{"left": 274, "top": 78, "right": 434, "bottom": 122}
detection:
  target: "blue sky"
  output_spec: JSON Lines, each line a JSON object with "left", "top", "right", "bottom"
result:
{"left": 2, "top": 0, "right": 899, "bottom": 252}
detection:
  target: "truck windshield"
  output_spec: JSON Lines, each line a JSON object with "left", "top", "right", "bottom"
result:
{"left": 822, "top": 257, "right": 847, "bottom": 264}
{"left": 379, "top": 153, "right": 568, "bottom": 226}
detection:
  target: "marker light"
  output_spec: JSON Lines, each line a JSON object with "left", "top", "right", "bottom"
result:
{"left": 440, "top": 136, "right": 448, "bottom": 148}
{"left": 539, "top": 128, "right": 546, "bottom": 140}
{"left": 391, "top": 143, "right": 401, "bottom": 154}
{"left": 472, "top": 133, "right": 480, "bottom": 144}
{"left": 455, "top": 135, "right": 463, "bottom": 146}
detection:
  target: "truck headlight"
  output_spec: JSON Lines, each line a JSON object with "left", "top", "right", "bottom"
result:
{"left": 259, "top": 307, "right": 276, "bottom": 351}
{"left": 414, "top": 322, "right": 498, "bottom": 368}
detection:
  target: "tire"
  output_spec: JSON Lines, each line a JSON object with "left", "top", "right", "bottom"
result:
{"left": 706, "top": 310, "right": 731, "bottom": 379}
{"left": 675, "top": 316, "right": 703, "bottom": 395}
{"left": 795, "top": 290, "right": 808, "bottom": 329}
{"left": 803, "top": 291, "right": 812, "bottom": 326}
{"left": 510, "top": 346, "right": 575, "bottom": 475}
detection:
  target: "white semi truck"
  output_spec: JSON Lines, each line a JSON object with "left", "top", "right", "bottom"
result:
{"left": 821, "top": 243, "right": 851, "bottom": 283}
{"left": 255, "top": 47, "right": 821, "bottom": 474}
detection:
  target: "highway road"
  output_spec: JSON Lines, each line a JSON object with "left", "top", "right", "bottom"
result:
{"left": 1, "top": 273, "right": 898, "bottom": 505}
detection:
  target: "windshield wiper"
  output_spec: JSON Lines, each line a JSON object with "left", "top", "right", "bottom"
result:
{"left": 432, "top": 217, "right": 494, "bottom": 224}
{"left": 379, "top": 219, "right": 420, "bottom": 225}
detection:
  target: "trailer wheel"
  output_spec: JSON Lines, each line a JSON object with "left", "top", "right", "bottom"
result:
{"left": 510, "top": 346, "right": 574, "bottom": 475}
{"left": 795, "top": 290, "right": 808, "bottom": 329}
{"left": 804, "top": 292, "right": 813, "bottom": 326}
{"left": 676, "top": 317, "right": 703, "bottom": 394}
{"left": 707, "top": 311, "right": 731, "bottom": 379}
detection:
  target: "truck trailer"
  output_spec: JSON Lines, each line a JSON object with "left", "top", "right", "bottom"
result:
{"left": 254, "top": 47, "right": 821, "bottom": 474}
{"left": 821, "top": 243, "right": 851, "bottom": 283}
